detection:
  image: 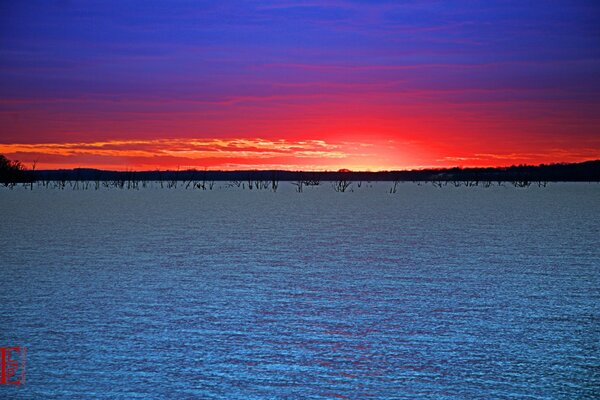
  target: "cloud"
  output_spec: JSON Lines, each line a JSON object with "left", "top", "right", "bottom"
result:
{"left": 0, "top": 138, "right": 362, "bottom": 170}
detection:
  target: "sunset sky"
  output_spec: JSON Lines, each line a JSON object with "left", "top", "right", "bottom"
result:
{"left": 1, "top": 1, "right": 599, "bottom": 171}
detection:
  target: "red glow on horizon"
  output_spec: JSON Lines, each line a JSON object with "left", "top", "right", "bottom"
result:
{"left": 1, "top": 136, "right": 597, "bottom": 172}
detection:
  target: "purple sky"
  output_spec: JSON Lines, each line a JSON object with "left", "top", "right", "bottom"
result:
{"left": 1, "top": 1, "right": 599, "bottom": 170}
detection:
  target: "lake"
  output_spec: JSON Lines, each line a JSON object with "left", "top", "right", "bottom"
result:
{"left": 1, "top": 182, "right": 599, "bottom": 399}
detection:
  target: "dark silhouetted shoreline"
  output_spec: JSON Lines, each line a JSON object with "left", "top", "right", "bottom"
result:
{"left": 29, "top": 160, "right": 600, "bottom": 183}
{"left": 2, "top": 156, "right": 600, "bottom": 187}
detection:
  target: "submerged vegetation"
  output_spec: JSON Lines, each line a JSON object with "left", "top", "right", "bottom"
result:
{"left": 0, "top": 155, "right": 598, "bottom": 191}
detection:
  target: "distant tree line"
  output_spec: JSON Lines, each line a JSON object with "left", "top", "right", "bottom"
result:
{"left": 31, "top": 160, "right": 600, "bottom": 183}
{"left": 1, "top": 154, "right": 599, "bottom": 186}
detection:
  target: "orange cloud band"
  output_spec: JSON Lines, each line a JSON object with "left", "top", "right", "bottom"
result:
{"left": 1, "top": 138, "right": 598, "bottom": 171}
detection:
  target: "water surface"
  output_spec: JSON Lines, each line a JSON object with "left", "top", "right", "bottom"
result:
{"left": 1, "top": 183, "right": 599, "bottom": 399}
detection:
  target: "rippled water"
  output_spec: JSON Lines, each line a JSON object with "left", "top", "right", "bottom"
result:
{"left": 1, "top": 183, "right": 599, "bottom": 399}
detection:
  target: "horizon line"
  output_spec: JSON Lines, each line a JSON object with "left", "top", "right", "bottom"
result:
{"left": 32, "top": 159, "right": 600, "bottom": 174}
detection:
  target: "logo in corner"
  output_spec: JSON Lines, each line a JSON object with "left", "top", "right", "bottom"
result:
{"left": 1, "top": 347, "right": 26, "bottom": 385}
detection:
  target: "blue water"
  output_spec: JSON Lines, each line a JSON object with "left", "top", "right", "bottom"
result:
{"left": 1, "top": 183, "right": 599, "bottom": 399}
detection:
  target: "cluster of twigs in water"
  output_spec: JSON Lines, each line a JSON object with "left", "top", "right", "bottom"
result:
{"left": 227, "top": 176, "right": 279, "bottom": 191}
{"left": 291, "top": 173, "right": 321, "bottom": 192}
{"left": 332, "top": 178, "right": 352, "bottom": 192}
{"left": 12, "top": 177, "right": 281, "bottom": 192}
{"left": 388, "top": 179, "right": 547, "bottom": 192}
{"left": 423, "top": 179, "right": 548, "bottom": 188}
{"left": 291, "top": 174, "right": 354, "bottom": 193}
{"left": 2, "top": 177, "right": 553, "bottom": 192}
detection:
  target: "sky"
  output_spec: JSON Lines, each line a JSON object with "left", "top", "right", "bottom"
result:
{"left": 1, "top": 0, "right": 599, "bottom": 171}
